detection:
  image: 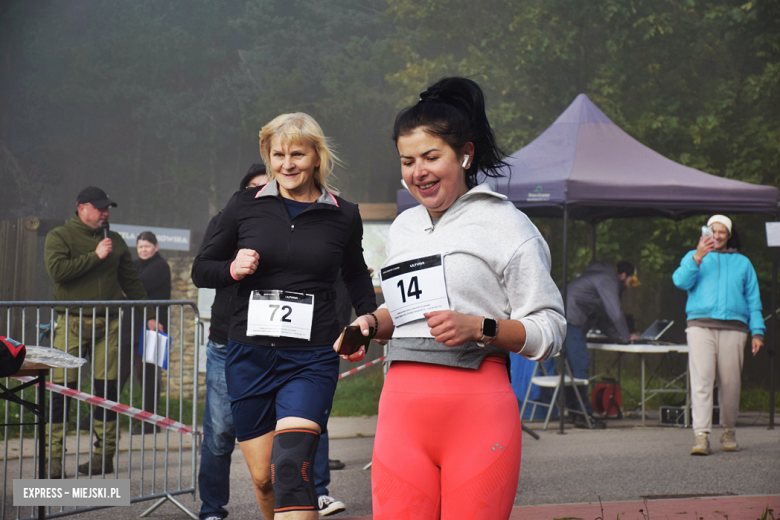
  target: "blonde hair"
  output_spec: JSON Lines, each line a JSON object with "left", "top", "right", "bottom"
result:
{"left": 259, "top": 113, "right": 339, "bottom": 194}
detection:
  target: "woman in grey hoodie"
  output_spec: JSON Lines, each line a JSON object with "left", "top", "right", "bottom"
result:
{"left": 335, "top": 77, "right": 565, "bottom": 519}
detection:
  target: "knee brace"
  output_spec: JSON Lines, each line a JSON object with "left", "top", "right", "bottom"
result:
{"left": 271, "top": 428, "right": 320, "bottom": 513}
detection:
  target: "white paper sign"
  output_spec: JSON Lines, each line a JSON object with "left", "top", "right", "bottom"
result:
{"left": 380, "top": 254, "right": 449, "bottom": 326}
{"left": 766, "top": 222, "right": 780, "bottom": 247}
{"left": 138, "top": 330, "right": 169, "bottom": 370}
{"left": 246, "top": 290, "right": 315, "bottom": 340}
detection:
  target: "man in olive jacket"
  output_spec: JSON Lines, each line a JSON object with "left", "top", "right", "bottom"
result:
{"left": 44, "top": 186, "right": 152, "bottom": 478}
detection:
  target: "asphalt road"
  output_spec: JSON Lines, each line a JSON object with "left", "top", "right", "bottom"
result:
{"left": 3, "top": 418, "right": 779, "bottom": 519}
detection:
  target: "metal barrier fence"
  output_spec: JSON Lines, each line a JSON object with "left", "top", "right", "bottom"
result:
{"left": 1, "top": 301, "right": 202, "bottom": 520}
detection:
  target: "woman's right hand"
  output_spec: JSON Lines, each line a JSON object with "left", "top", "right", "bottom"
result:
{"left": 333, "top": 315, "right": 373, "bottom": 362}
{"left": 693, "top": 235, "right": 715, "bottom": 263}
{"left": 231, "top": 249, "right": 260, "bottom": 280}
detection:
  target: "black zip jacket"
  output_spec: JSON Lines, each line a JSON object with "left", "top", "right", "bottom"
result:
{"left": 195, "top": 212, "right": 237, "bottom": 345}
{"left": 121, "top": 252, "right": 171, "bottom": 344}
{"left": 191, "top": 181, "right": 377, "bottom": 347}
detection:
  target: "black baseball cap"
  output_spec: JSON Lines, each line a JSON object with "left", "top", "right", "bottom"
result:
{"left": 77, "top": 186, "right": 117, "bottom": 209}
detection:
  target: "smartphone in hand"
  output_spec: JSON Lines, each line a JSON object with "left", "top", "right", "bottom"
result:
{"left": 336, "top": 325, "right": 375, "bottom": 356}
{"left": 701, "top": 226, "right": 713, "bottom": 239}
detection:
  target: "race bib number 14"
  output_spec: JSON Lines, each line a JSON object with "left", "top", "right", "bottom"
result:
{"left": 380, "top": 254, "right": 449, "bottom": 326}
{"left": 246, "top": 290, "right": 314, "bottom": 340}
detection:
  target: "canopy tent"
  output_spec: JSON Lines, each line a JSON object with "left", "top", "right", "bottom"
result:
{"left": 396, "top": 94, "right": 778, "bottom": 220}
{"left": 395, "top": 94, "right": 779, "bottom": 430}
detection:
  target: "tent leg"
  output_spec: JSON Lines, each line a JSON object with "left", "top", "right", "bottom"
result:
{"left": 771, "top": 233, "right": 777, "bottom": 430}
{"left": 559, "top": 206, "right": 569, "bottom": 434}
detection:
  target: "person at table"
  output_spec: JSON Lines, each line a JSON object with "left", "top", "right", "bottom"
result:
{"left": 336, "top": 77, "right": 565, "bottom": 520}
{"left": 191, "top": 112, "right": 376, "bottom": 520}
{"left": 565, "top": 260, "right": 640, "bottom": 429}
{"left": 673, "top": 215, "right": 764, "bottom": 455}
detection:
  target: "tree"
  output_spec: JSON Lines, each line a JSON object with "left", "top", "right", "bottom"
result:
{"left": 1, "top": 0, "right": 257, "bottom": 227}
{"left": 384, "top": 0, "right": 779, "bottom": 364}
{"left": 232, "top": 0, "right": 406, "bottom": 203}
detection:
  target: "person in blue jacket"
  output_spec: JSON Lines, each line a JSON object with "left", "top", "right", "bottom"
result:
{"left": 673, "top": 215, "right": 764, "bottom": 456}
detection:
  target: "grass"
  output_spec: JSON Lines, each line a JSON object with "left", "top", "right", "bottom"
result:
{"left": 591, "top": 351, "right": 780, "bottom": 413}
{"left": 593, "top": 373, "right": 780, "bottom": 413}
{"left": 329, "top": 363, "right": 780, "bottom": 417}
{"left": 331, "top": 366, "right": 384, "bottom": 416}
{"left": 3, "top": 360, "right": 777, "bottom": 438}
{"left": 0, "top": 377, "right": 204, "bottom": 440}
{"left": 116, "top": 381, "right": 205, "bottom": 431}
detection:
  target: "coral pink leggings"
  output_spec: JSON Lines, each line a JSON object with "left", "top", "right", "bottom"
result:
{"left": 372, "top": 358, "right": 522, "bottom": 520}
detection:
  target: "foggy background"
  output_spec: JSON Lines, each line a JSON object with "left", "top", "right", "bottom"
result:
{"left": 2, "top": 0, "right": 777, "bottom": 234}
{"left": 1, "top": 0, "right": 778, "bottom": 386}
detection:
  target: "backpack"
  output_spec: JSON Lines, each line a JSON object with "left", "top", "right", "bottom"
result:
{"left": 0, "top": 336, "right": 26, "bottom": 377}
{"left": 592, "top": 378, "right": 622, "bottom": 418}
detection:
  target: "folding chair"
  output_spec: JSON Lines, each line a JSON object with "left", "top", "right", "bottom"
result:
{"left": 519, "top": 356, "right": 592, "bottom": 430}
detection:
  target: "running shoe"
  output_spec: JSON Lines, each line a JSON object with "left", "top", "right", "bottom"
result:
{"left": 318, "top": 495, "right": 346, "bottom": 516}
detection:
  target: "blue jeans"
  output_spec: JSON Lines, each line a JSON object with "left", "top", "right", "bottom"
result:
{"left": 199, "top": 341, "right": 236, "bottom": 519}
{"left": 565, "top": 324, "right": 594, "bottom": 415}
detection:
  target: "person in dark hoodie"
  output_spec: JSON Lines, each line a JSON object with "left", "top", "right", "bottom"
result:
{"left": 120, "top": 230, "right": 171, "bottom": 434}
{"left": 565, "top": 260, "right": 640, "bottom": 428}
{"left": 194, "top": 164, "right": 267, "bottom": 520}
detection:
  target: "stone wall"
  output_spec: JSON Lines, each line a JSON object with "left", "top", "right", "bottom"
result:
{"left": 160, "top": 255, "right": 205, "bottom": 400}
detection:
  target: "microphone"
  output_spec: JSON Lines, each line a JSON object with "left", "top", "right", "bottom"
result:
{"left": 101, "top": 221, "right": 110, "bottom": 240}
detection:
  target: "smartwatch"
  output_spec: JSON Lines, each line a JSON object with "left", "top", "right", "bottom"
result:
{"left": 477, "top": 317, "right": 498, "bottom": 347}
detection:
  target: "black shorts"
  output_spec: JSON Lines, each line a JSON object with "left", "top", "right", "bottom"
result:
{"left": 225, "top": 340, "right": 340, "bottom": 442}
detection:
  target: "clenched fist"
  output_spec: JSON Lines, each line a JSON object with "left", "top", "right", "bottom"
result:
{"left": 231, "top": 249, "right": 260, "bottom": 280}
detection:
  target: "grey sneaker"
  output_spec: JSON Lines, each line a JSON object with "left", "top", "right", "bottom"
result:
{"left": 690, "top": 432, "right": 712, "bottom": 455}
{"left": 318, "top": 495, "right": 346, "bottom": 516}
{"left": 720, "top": 428, "right": 740, "bottom": 451}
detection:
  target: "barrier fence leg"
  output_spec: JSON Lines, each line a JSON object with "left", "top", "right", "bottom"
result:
{"left": 37, "top": 369, "right": 46, "bottom": 520}
{"left": 139, "top": 494, "right": 198, "bottom": 520}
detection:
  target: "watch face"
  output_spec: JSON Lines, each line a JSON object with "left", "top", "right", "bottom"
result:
{"left": 483, "top": 318, "right": 497, "bottom": 337}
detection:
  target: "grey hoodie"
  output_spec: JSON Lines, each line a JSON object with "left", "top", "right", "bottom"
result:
{"left": 566, "top": 261, "right": 631, "bottom": 342}
{"left": 381, "top": 183, "right": 565, "bottom": 368}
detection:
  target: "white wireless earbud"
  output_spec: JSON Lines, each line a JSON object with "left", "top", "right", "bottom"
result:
{"left": 462, "top": 155, "right": 470, "bottom": 168}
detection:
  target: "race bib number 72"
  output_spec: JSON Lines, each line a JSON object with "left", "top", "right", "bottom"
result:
{"left": 246, "top": 290, "right": 314, "bottom": 340}
{"left": 380, "top": 254, "right": 449, "bottom": 326}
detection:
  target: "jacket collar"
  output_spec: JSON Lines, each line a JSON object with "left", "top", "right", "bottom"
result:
{"left": 459, "top": 181, "right": 507, "bottom": 202}
{"left": 68, "top": 213, "right": 101, "bottom": 236}
{"left": 254, "top": 179, "right": 339, "bottom": 207}
{"left": 420, "top": 181, "right": 506, "bottom": 231}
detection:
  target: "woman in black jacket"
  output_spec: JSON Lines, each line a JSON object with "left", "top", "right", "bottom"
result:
{"left": 191, "top": 113, "right": 376, "bottom": 520}
{"left": 120, "top": 231, "right": 171, "bottom": 433}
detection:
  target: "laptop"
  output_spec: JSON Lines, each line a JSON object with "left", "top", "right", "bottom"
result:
{"left": 632, "top": 319, "right": 674, "bottom": 343}
{"left": 587, "top": 319, "right": 673, "bottom": 343}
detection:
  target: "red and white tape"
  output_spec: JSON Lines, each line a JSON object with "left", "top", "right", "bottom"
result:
{"left": 338, "top": 356, "right": 385, "bottom": 380}
{"left": 12, "top": 376, "right": 194, "bottom": 435}
{"left": 12, "top": 357, "right": 385, "bottom": 431}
